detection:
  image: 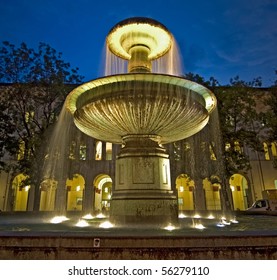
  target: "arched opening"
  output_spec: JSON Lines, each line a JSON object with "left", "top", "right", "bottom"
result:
{"left": 203, "top": 176, "right": 222, "bottom": 210}
{"left": 229, "top": 174, "right": 248, "bottom": 210}
{"left": 12, "top": 174, "right": 30, "bottom": 211}
{"left": 39, "top": 179, "right": 57, "bottom": 211}
{"left": 66, "top": 174, "right": 85, "bottom": 211}
{"left": 175, "top": 174, "right": 195, "bottom": 211}
{"left": 93, "top": 174, "right": 112, "bottom": 214}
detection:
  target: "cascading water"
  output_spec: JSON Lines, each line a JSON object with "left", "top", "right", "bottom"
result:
{"left": 40, "top": 17, "right": 234, "bottom": 228}
{"left": 103, "top": 36, "right": 183, "bottom": 76}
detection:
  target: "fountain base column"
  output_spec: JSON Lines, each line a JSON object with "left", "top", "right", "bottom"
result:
{"left": 110, "top": 135, "right": 178, "bottom": 225}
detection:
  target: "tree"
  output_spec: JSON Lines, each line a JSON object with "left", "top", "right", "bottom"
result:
{"left": 184, "top": 72, "right": 220, "bottom": 88}
{"left": 0, "top": 41, "right": 84, "bottom": 200}
{"left": 214, "top": 76, "right": 264, "bottom": 175}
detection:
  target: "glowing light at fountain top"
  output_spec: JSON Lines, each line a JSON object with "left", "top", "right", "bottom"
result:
{"left": 107, "top": 17, "right": 172, "bottom": 61}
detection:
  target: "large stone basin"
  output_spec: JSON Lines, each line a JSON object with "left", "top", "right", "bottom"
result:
{"left": 66, "top": 73, "right": 216, "bottom": 144}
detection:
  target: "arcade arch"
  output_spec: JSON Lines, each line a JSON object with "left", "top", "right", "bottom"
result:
{"left": 39, "top": 178, "right": 57, "bottom": 211}
{"left": 229, "top": 173, "right": 248, "bottom": 210}
{"left": 66, "top": 174, "right": 85, "bottom": 211}
{"left": 203, "top": 176, "right": 222, "bottom": 210}
{"left": 12, "top": 173, "right": 30, "bottom": 211}
{"left": 93, "top": 174, "right": 112, "bottom": 213}
{"left": 175, "top": 174, "right": 195, "bottom": 210}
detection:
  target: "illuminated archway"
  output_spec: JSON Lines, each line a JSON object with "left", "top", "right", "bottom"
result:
{"left": 12, "top": 174, "right": 30, "bottom": 211}
{"left": 39, "top": 179, "right": 57, "bottom": 211}
{"left": 93, "top": 174, "right": 112, "bottom": 213}
{"left": 66, "top": 174, "right": 85, "bottom": 211}
{"left": 203, "top": 176, "right": 222, "bottom": 210}
{"left": 175, "top": 174, "right": 195, "bottom": 211}
{"left": 229, "top": 174, "right": 248, "bottom": 210}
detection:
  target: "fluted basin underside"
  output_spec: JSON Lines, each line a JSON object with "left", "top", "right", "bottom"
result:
{"left": 66, "top": 73, "right": 216, "bottom": 144}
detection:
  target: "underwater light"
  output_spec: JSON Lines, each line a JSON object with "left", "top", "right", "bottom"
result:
{"left": 99, "top": 221, "right": 113, "bottom": 228}
{"left": 230, "top": 218, "right": 239, "bottom": 224}
{"left": 76, "top": 219, "right": 89, "bottom": 227}
{"left": 96, "top": 213, "right": 106, "bottom": 219}
{"left": 164, "top": 224, "right": 176, "bottom": 231}
{"left": 50, "top": 216, "right": 69, "bottom": 224}
{"left": 207, "top": 214, "right": 215, "bottom": 219}
{"left": 82, "top": 214, "right": 95, "bottom": 220}
{"left": 216, "top": 223, "right": 225, "bottom": 228}
{"left": 221, "top": 217, "right": 231, "bottom": 225}
{"left": 194, "top": 223, "right": 205, "bottom": 230}
{"left": 178, "top": 213, "right": 186, "bottom": 218}
{"left": 194, "top": 214, "right": 201, "bottom": 219}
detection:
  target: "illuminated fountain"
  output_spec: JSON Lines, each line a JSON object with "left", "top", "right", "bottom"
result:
{"left": 66, "top": 17, "right": 216, "bottom": 225}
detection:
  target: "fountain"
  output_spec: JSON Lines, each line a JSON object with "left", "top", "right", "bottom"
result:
{"left": 1, "top": 17, "right": 277, "bottom": 260}
{"left": 66, "top": 17, "right": 216, "bottom": 225}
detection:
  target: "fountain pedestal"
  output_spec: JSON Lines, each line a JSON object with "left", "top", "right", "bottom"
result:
{"left": 110, "top": 135, "right": 178, "bottom": 225}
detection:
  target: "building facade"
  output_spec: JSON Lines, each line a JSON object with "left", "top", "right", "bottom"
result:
{"left": 0, "top": 86, "right": 276, "bottom": 214}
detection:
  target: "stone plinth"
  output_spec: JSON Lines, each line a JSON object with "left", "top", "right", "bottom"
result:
{"left": 110, "top": 135, "right": 178, "bottom": 225}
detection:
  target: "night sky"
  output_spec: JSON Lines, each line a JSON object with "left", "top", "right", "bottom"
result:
{"left": 0, "top": 0, "right": 277, "bottom": 86}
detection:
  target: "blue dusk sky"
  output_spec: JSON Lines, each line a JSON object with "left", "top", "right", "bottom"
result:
{"left": 0, "top": 0, "right": 277, "bottom": 86}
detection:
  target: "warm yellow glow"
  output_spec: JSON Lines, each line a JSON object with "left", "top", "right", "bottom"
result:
{"left": 194, "top": 223, "right": 205, "bottom": 230}
{"left": 230, "top": 218, "right": 239, "bottom": 224}
{"left": 207, "top": 214, "right": 215, "bottom": 219}
{"left": 178, "top": 213, "right": 186, "bottom": 218}
{"left": 96, "top": 213, "right": 106, "bottom": 218}
{"left": 164, "top": 224, "right": 176, "bottom": 231}
{"left": 221, "top": 219, "right": 231, "bottom": 225}
{"left": 107, "top": 23, "right": 172, "bottom": 60}
{"left": 82, "top": 214, "right": 95, "bottom": 220}
{"left": 50, "top": 216, "right": 69, "bottom": 224}
{"left": 194, "top": 214, "right": 201, "bottom": 219}
{"left": 76, "top": 219, "right": 89, "bottom": 227}
{"left": 99, "top": 221, "right": 113, "bottom": 228}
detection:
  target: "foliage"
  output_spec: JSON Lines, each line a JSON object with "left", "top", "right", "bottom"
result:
{"left": 184, "top": 72, "right": 220, "bottom": 88}
{"left": 260, "top": 71, "right": 277, "bottom": 142}
{"left": 214, "top": 76, "right": 264, "bottom": 175}
{"left": 0, "top": 41, "right": 84, "bottom": 183}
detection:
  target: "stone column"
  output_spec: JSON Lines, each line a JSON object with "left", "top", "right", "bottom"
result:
{"left": 55, "top": 178, "right": 67, "bottom": 214}
{"left": 194, "top": 178, "right": 206, "bottom": 211}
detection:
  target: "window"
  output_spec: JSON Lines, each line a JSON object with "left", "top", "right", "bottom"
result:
{"left": 106, "top": 142, "right": 112, "bottom": 160}
{"left": 234, "top": 141, "right": 242, "bottom": 153}
{"left": 79, "top": 144, "right": 86, "bottom": 160}
{"left": 271, "top": 142, "right": 277, "bottom": 157}
{"left": 263, "top": 142, "right": 270, "bottom": 160}
{"left": 95, "top": 141, "right": 102, "bottom": 160}
{"left": 225, "top": 143, "right": 231, "bottom": 151}
{"left": 209, "top": 142, "right": 217, "bottom": 160}
{"left": 69, "top": 141, "right": 76, "bottom": 159}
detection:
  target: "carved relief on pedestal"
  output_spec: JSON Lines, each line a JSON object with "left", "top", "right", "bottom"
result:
{"left": 132, "top": 158, "right": 154, "bottom": 184}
